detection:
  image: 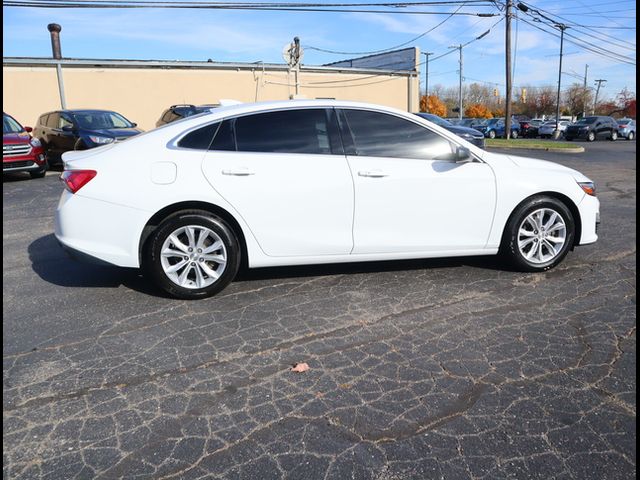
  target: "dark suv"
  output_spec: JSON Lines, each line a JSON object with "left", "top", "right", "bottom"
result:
{"left": 565, "top": 116, "right": 618, "bottom": 142}
{"left": 156, "top": 104, "right": 218, "bottom": 127}
{"left": 33, "top": 109, "right": 143, "bottom": 165}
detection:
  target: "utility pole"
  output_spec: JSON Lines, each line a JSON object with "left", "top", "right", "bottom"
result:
{"left": 593, "top": 79, "right": 606, "bottom": 115}
{"left": 47, "top": 23, "right": 66, "bottom": 109}
{"left": 554, "top": 24, "right": 567, "bottom": 138}
{"left": 449, "top": 44, "right": 463, "bottom": 120}
{"left": 421, "top": 51, "right": 433, "bottom": 104}
{"left": 505, "top": 0, "right": 512, "bottom": 139}
{"left": 582, "top": 64, "right": 588, "bottom": 118}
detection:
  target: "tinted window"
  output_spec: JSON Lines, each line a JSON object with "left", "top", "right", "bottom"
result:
{"left": 59, "top": 114, "right": 74, "bottom": 129}
{"left": 210, "top": 120, "right": 235, "bottom": 151}
{"left": 235, "top": 109, "right": 332, "bottom": 155}
{"left": 178, "top": 122, "right": 219, "bottom": 150}
{"left": 343, "top": 110, "right": 454, "bottom": 160}
{"left": 72, "top": 111, "right": 132, "bottom": 129}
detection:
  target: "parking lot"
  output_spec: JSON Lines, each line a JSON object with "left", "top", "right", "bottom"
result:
{"left": 3, "top": 140, "right": 636, "bottom": 479}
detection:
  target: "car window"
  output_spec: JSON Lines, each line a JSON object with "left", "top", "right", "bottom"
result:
{"left": 73, "top": 112, "right": 133, "bottom": 129}
{"left": 178, "top": 122, "right": 219, "bottom": 150}
{"left": 234, "top": 109, "right": 332, "bottom": 155}
{"left": 38, "top": 114, "right": 49, "bottom": 127}
{"left": 3, "top": 114, "right": 24, "bottom": 134}
{"left": 47, "top": 113, "right": 59, "bottom": 128}
{"left": 341, "top": 109, "right": 455, "bottom": 160}
{"left": 59, "top": 115, "right": 73, "bottom": 129}
{"left": 210, "top": 120, "right": 235, "bottom": 151}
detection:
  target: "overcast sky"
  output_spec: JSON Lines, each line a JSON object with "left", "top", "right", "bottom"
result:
{"left": 3, "top": 0, "right": 636, "bottom": 101}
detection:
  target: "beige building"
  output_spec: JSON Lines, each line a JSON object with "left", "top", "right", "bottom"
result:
{"left": 3, "top": 52, "right": 420, "bottom": 131}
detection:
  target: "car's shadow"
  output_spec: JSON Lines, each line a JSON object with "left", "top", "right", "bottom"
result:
{"left": 29, "top": 234, "right": 509, "bottom": 298}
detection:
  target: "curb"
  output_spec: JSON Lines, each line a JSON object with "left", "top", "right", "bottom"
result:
{"left": 486, "top": 145, "right": 585, "bottom": 154}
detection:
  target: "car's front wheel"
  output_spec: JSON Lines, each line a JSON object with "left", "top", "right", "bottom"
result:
{"left": 609, "top": 130, "right": 618, "bottom": 141}
{"left": 501, "top": 196, "right": 575, "bottom": 272}
{"left": 511, "top": 130, "right": 518, "bottom": 139}
{"left": 587, "top": 131, "right": 596, "bottom": 142}
{"left": 488, "top": 130, "right": 496, "bottom": 139}
{"left": 143, "top": 211, "right": 241, "bottom": 299}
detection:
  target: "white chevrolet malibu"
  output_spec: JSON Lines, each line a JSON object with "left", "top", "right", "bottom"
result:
{"left": 55, "top": 100, "right": 599, "bottom": 299}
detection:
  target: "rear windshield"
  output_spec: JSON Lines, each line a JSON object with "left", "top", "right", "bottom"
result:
{"left": 3, "top": 114, "right": 24, "bottom": 134}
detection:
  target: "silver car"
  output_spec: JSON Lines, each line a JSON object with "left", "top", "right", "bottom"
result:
{"left": 617, "top": 118, "right": 636, "bottom": 140}
{"left": 539, "top": 120, "right": 570, "bottom": 139}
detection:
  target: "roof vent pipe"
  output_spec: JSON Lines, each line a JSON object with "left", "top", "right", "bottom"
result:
{"left": 47, "top": 23, "right": 66, "bottom": 108}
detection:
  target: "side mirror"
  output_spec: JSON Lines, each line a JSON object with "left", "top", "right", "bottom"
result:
{"left": 131, "top": 123, "right": 137, "bottom": 127}
{"left": 62, "top": 125, "right": 74, "bottom": 132}
{"left": 455, "top": 146, "right": 473, "bottom": 163}
{"left": 24, "top": 126, "right": 33, "bottom": 133}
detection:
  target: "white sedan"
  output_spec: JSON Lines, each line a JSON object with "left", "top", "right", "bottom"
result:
{"left": 55, "top": 100, "right": 599, "bottom": 299}
{"left": 539, "top": 120, "right": 570, "bottom": 138}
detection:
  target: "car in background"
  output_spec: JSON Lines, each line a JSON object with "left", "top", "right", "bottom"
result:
{"left": 3, "top": 112, "right": 47, "bottom": 178}
{"left": 564, "top": 116, "right": 618, "bottom": 142}
{"left": 55, "top": 99, "right": 599, "bottom": 299}
{"left": 477, "top": 118, "right": 520, "bottom": 139}
{"left": 520, "top": 118, "right": 544, "bottom": 138}
{"left": 538, "top": 120, "right": 570, "bottom": 139}
{"left": 616, "top": 118, "right": 636, "bottom": 140}
{"left": 414, "top": 113, "right": 485, "bottom": 148}
{"left": 33, "top": 109, "right": 143, "bottom": 165}
{"left": 156, "top": 104, "right": 219, "bottom": 127}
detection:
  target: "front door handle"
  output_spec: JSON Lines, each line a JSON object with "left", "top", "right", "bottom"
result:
{"left": 222, "top": 168, "right": 255, "bottom": 176}
{"left": 358, "top": 170, "right": 389, "bottom": 178}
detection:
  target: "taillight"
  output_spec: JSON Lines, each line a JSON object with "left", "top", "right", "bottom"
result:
{"left": 60, "top": 170, "right": 97, "bottom": 193}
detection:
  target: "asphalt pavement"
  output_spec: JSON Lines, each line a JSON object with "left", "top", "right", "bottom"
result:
{"left": 3, "top": 140, "right": 636, "bottom": 479}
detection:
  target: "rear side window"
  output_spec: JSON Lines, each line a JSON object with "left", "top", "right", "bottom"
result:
{"left": 46, "top": 113, "right": 59, "bottom": 128}
{"left": 178, "top": 120, "right": 236, "bottom": 151}
{"left": 341, "top": 109, "right": 454, "bottom": 160}
{"left": 38, "top": 114, "right": 49, "bottom": 126}
{"left": 234, "top": 109, "right": 332, "bottom": 155}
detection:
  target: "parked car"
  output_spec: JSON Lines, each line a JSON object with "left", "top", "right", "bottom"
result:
{"left": 477, "top": 118, "right": 520, "bottom": 139}
{"left": 538, "top": 120, "right": 570, "bottom": 139}
{"left": 564, "top": 116, "right": 619, "bottom": 142}
{"left": 519, "top": 118, "right": 544, "bottom": 138}
{"left": 33, "top": 109, "right": 143, "bottom": 165}
{"left": 56, "top": 100, "right": 599, "bottom": 299}
{"left": 616, "top": 118, "right": 636, "bottom": 140}
{"left": 3, "top": 112, "right": 47, "bottom": 178}
{"left": 414, "top": 113, "right": 485, "bottom": 148}
{"left": 156, "top": 104, "right": 218, "bottom": 127}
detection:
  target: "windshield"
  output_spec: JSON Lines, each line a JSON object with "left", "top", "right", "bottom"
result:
{"left": 72, "top": 111, "right": 134, "bottom": 130}
{"left": 3, "top": 114, "right": 24, "bottom": 134}
{"left": 575, "top": 117, "right": 597, "bottom": 125}
{"left": 417, "top": 113, "right": 452, "bottom": 127}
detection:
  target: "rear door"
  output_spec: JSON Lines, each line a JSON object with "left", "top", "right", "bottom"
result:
{"left": 201, "top": 108, "right": 354, "bottom": 257}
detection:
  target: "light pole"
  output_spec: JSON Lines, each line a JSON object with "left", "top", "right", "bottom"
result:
{"left": 554, "top": 24, "right": 568, "bottom": 138}
{"left": 449, "top": 44, "right": 463, "bottom": 120}
{"left": 421, "top": 51, "right": 433, "bottom": 107}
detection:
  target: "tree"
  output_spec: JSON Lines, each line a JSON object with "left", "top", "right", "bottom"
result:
{"left": 564, "top": 83, "right": 593, "bottom": 117}
{"left": 465, "top": 104, "right": 493, "bottom": 118}
{"left": 616, "top": 88, "right": 636, "bottom": 117}
{"left": 420, "top": 95, "right": 447, "bottom": 116}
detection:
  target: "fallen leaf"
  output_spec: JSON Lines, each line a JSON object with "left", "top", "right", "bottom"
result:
{"left": 291, "top": 362, "right": 310, "bottom": 373}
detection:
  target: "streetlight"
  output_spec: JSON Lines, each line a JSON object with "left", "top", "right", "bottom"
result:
{"left": 553, "top": 23, "right": 568, "bottom": 138}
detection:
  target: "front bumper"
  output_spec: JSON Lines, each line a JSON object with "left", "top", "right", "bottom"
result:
{"left": 577, "top": 194, "right": 600, "bottom": 245}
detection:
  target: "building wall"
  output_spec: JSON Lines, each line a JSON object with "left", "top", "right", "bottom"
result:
{"left": 3, "top": 64, "right": 419, "bottom": 131}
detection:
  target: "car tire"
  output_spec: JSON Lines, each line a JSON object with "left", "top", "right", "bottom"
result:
{"left": 29, "top": 161, "right": 48, "bottom": 179}
{"left": 627, "top": 132, "right": 634, "bottom": 141}
{"left": 488, "top": 130, "right": 496, "bottom": 139}
{"left": 501, "top": 195, "right": 575, "bottom": 272}
{"left": 143, "top": 211, "right": 241, "bottom": 299}
{"left": 511, "top": 130, "right": 518, "bottom": 139}
{"left": 565, "top": 137, "right": 573, "bottom": 141}
{"left": 587, "top": 131, "right": 596, "bottom": 142}
{"left": 609, "top": 130, "right": 617, "bottom": 141}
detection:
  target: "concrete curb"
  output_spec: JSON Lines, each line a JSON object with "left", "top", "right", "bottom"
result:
{"left": 486, "top": 144, "right": 585, "bottom": 154}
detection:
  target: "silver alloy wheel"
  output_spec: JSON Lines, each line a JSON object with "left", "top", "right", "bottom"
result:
{"left": 517, "top": 208, "right": 567, "bottom": 264}
{"left": 160, "top": 225, "right": 227, "bottom": 289}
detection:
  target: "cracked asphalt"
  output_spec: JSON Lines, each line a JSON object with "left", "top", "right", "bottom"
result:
{"left": 3, "top": 141, "right": 636, "bottom": 479}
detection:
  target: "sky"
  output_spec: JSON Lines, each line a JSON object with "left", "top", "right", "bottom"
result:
{"left": 2, "top": 1, "right": 636, "bottom": 101}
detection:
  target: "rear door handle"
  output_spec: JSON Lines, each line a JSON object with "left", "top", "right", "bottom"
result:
{"left": 222, "top": 168, "right": 255, "bottom": 176}
{"left": 358, "top": 170, "right": 389, "bottom": 178}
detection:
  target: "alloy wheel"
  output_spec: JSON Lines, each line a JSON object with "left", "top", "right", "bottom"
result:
{"left": 517, "top": 208, "right": 567, "bottom": 264}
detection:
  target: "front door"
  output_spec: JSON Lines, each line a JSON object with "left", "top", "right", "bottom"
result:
{"left": 339, "top": 109, "right": 497, "bottom": 254}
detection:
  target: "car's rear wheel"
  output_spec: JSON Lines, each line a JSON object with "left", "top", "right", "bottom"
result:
{"left": 143, "top": 211, "right": 241, "bottom": 299}
{"left": 627, "top": 131, "right": 634, "bottom": 141}
{"left": 587, "top": 131, "right": 596, "bottom": 142}
{"left": 501, "top": 196, "right": 575, "bottom": 272}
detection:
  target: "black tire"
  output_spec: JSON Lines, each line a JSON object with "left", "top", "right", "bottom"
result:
{"left": 29, "top": 161, "right": 48, "bottom": 179}
{"left": 565, "top": 137, "right": 573, "bottom": 141}
{"left": 627, "top": 131, "right": 634, "bottom": 141}
{"left": 609, "top": 130, "right": 617, "bottom": 141}
{"left": 511, "top": 130, "right": 518, "bottom": 139}
{"left": 143, "top": 210, "right": 241, "bottom": 299}
{"left": 501, "top": 196, "right": 575, "bottom": 272}
{"left": 488, "top": 130, "right": 496, "bottom": 139}
{"left": 587, "top": 131, "right": 596, "bottom": 142}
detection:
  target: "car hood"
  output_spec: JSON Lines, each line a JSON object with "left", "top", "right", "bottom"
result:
{"left": 82, "top": 128, "right": 143, "bottom": 138}
{"left": 507, "top": 154, "right": 591, "bottom": 182}
{"left": 446, "top": 125, "right": 484, "bottom": 136}
{"left": 3, "top": 132, "right": 31, "bottom": 144}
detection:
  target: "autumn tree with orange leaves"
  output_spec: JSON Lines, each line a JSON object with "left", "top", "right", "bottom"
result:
{"left": 465, "top": 104, "right": 493, "bottom": 118}
{"left": 420, "top": 95, "right": 447, "bottom": 117}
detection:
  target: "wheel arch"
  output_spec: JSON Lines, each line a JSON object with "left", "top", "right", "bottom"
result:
{"left": 139, "top": 201, "right": 249, "bottom": 269}
{"left": 501, "top": 191, "right": 582, "bottom": 249}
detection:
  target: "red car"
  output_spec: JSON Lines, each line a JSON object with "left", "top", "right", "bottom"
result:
{"left": 3, "top": 112, "right": 48, "bottom": 178}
